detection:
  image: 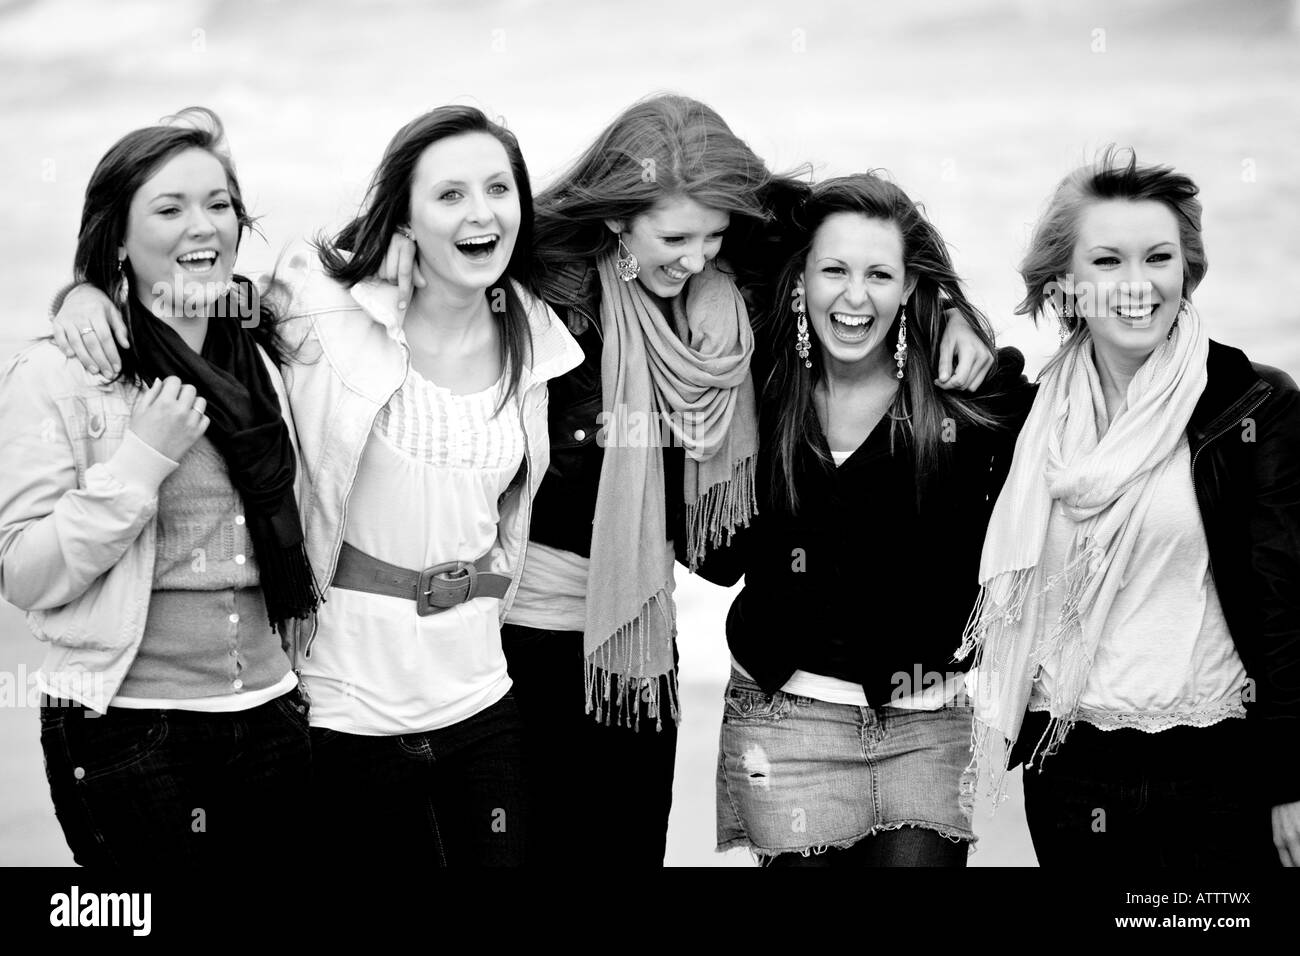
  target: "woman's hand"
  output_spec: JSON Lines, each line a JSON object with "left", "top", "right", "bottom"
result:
{"left": 377, "top": 231, "right": 424, "bottom": 309}
{"left": 1273, "top": 800, "right": 1300, "bottom": 866}
{"left": 52, "top": 285, "right": 128, "bottom": 377}
{"left": 935, "top": 309, "right": 994, "bottom": 392}
{"left": 129, "top": 376, "right": 209, "bottom": 462}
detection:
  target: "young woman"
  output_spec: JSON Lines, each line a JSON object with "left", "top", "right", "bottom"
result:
{"left": 379, "top": 94, "right": 998, "bottom": 864}
{"left": 692, "top": 172, "right": 1033, "bottom": 866}
{"left": 959, "top": 148, "right": 1300, "bottom": 867}
{"left": 50, "top": 106, "right": 583, "bottom": 866}
{"left": 0, "top": 109, "right": 315, "bottom": 866}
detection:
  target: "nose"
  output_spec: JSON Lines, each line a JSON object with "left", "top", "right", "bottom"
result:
{"left": 1117, "top": 269, "right": 1153, "bottom": 305}
{"left": 186, "top": 205, "right": 217, "bottom": 238}
{"left": 467, "top": 188, "right": 493, "bottom": 225}
{"left": 842, "top": 276, "right": 870, "bottom": 309}
{"left": 676, "top": 238, "right": 711, "bottom": 274}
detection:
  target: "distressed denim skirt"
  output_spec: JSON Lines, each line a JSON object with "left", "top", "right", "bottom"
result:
{"left": 716, "top": 668, "right": 976, "bottom": 859}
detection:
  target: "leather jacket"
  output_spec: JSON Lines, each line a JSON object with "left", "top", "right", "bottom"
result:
{"left": 1188, "top": 340, "right": 1300, "bottom": 806}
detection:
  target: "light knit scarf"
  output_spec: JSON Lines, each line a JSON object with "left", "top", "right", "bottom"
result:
{"left": 956, "top": 301, "right": 1208, "bottom": 808}
{"left": 585, "top": 253, "right": 759, "bottom": 730}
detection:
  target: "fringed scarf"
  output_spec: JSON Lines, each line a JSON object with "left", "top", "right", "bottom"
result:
{"left": 956, "top": 302, "right": 1208, "bottom": 811}
{"left": 126, "top": 281, "right": 319, "bottom": 634}
{"left": 585, "top": 254, "right": 759, "bottom": 730}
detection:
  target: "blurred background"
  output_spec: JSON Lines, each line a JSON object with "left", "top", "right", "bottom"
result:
{"left": 1, "top": 0, "right": 1297, "bottom": 866}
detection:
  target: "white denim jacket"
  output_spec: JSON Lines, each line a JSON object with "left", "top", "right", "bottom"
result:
{"left": 270, "top": 245, "right": 582, "bottom": 662}
{"left": 0, "top": 339, "right": 297, "bottom": 712}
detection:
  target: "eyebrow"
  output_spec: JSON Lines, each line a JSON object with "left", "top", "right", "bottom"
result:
{"left": 433, "top": 172, "right": 512, "bottom": 187}
{"left": 1087, "top": 242, "right": 1176, "bottom": 253}
{"left": 149, "top": 188, "right": 230, "bottom": 202}
{"left": 814, "top": 256, "right": 895, "bottom": 269}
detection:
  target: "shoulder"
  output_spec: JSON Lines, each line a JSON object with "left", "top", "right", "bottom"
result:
{"left": 1, "top": 339, "right": 99, "bottom": 394}
{"left": 269, "top": 241, "right": 362, "bottom": 322}
{"left": 513, "top": 280, "right": 583, "bottom": 383}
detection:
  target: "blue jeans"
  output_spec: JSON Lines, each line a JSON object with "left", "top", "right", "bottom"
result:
{"left": 1020, "top": 711, "right": 1280, "bottom": 868}
{"left": 308, "top": 693, "right": 528, "bottom": 866}
{"left": 40, "top": 687, "right": 311, "bottom": 867}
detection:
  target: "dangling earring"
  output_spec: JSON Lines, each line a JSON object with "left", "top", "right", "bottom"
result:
{"left": 1166, "top": 312, "right": 1180, "bottom": 341}
{"left": 1059, "top": 299, "right": 1072, "bottom": 346}
{"left": 115, "top": 257, "right": 130, "bottom": 314}
{"left": 615, "top": 236, "right": 639, "bottom": 282}
{"left": 894, "top": 307, "right": 908, "bottom": 379}
{"left": 793, "top": 285, "right": 811, "bottom": 368}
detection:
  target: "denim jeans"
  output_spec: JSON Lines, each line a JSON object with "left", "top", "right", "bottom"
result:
{"left": 40, "top": 687, "right": 311, "bottom": 867}
{"left": 500, "top": 623, "right": 678, "bottom": 866}
{"left": 309, "top": 693, "right": 528, "bottom": 866}
{"left": 1020, "top": 711, "right": 1280, "bottom": 868}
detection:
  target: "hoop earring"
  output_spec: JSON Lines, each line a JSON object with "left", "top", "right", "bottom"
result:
{"left": 894, "top": 308, "right": 908, "bottom": 379}
{"left": 793, "top": 286, "right": 811, "bottom": 368}
{"left": 615, "top": 236, "right": 639, "bottom": 282}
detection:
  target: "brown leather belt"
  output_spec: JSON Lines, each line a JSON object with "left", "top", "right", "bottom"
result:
{"left": 330, "top": 541, "right": 512, "bottom": 616}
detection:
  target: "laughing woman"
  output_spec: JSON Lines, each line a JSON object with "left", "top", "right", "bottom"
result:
{"left": 694, "top": 173, "right": 1034, "bottom": 866}
{"left": 959, "top": 148, "right": 1300, "bottom": 867}
{"left": 0, "top": 109, "right": 315, "bottom": 866}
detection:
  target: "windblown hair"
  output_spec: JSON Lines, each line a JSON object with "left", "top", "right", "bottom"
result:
{"left": 531, "top": 93, "right": 787, "bottom": 308}
{"left": 73, "top": 107, "right": 285, "bottom": 385}
{"left": 315, "top": 105, "right": 535, "bottom": 412}
{"left": 764, "top": 173, "right": 1001, "bottom": 514}
{"left": 1018, "top": 145, "right": 1207, "bottom": 342}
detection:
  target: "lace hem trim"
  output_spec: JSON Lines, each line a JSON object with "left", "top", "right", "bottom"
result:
{"left": 1027, "top": 699, "right": 1247, "bottom": 733}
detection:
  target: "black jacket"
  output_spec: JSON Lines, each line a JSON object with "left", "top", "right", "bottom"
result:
{"left": 1186, "top": 341, "right": 1300, "bottom": 806}
{"left": 694, "top": 347, "right": 1036, "bottom": 708}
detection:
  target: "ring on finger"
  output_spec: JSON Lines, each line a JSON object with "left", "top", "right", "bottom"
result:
{"left": 79, "top": 328, "right": 95, "bottom": 336}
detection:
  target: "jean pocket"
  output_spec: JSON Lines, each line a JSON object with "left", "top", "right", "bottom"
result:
{"left": 64, "top": 712, "right": 170, "bottom": 783}
{"left": 722, "top": 681, "right": 788, "bottom": 723}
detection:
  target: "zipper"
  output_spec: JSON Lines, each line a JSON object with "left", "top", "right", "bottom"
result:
{"left": 501, "top": 383, "right": 535, "bottom": 616}
{"left": 303, "top": 338, "right": 410, "bottom": 659}
{"left": 1190, "top": 388, "right": 1269, "bottom": 473}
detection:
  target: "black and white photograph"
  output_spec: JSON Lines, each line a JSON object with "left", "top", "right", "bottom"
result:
{"left": 0, "top": 0, "right": 1296, "bottom": 933}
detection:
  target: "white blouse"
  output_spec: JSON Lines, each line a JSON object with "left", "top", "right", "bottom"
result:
{"left": 303, "top": 362, "right": 524, "bottom": 735}
{"left": 1031, "top": 438, "right": 1248, "bottom": 731}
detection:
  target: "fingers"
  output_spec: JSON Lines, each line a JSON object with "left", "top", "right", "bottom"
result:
{"left": 381, "top": 236, "right": 401, "bottom": 285}
{"left": 177, "top": 383, "right": 198, "bottom": 410}
{"left": 78, "top": 310, "right": 119, "bottom": 377}
{"left": 51, "top": 319, "right": 71, "bottom": 359}
{"left": 64, "top": 319, "right": 101, "bottom": 375}
{"left": 138, "top": 377, "right": 162, "bottom": 409}
{"left": 936, "top": 335, "right": 956, "bottom": 387}
{"left": 192, "top": 396, "right": 207, "bottom": 416}
{"left": 966, "top": 350, "right": 994, "bottom": 392}
{"left": 157, "top": 376, "right": 183, "bottom": 403}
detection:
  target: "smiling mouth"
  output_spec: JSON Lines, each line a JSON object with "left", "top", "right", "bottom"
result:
{"left": 177, "top": 249, "right": 219, "bottom": 273}
{"left": 662, "top": 265, "right": 689, "bottom": 282}
{"left": 455, "top": 234, "right": 499, "bottom": 262}
{"left": 1115, "top": 302, "right": 1159, "bottom": 323}
{"left": 830, "top": 312, "right": 874, "bottom": 342}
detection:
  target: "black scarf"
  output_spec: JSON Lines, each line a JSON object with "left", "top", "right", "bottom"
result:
{"left": 126, "top": 280, "right": 318, "bottom": 632}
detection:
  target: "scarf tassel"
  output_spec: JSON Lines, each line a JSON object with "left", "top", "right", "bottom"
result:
{"left": 260, "top": 539, "right": 321, "bottom": 635}
{"left": 584, "top": 591, "right": 681, "bottom": 732}
{"left": 685, "top": 453, "right": 757, "bottom": 571}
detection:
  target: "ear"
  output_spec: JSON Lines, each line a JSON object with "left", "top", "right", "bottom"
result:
{"left": 603, "top": 219, "right": 625, "bottom": 236}
{"left": 901, "top": 272, "right": 919, "bottom": 304}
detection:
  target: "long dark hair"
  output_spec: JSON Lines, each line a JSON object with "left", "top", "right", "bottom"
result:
{"left": 315, "top": 106, "right": 535, "bottom": 412}
{"left": 74, "top": 107, "right": 285, "bottom": 385}
{"left": 763, "top": 173, "right": 1001, "bottom": 514}
{"left": 532, "top": 93, "right": 793, "bottom": 318}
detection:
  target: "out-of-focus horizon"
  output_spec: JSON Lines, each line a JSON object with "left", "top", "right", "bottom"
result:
{"left": 1, "top": 0, "right": 1297, "bottom": 866}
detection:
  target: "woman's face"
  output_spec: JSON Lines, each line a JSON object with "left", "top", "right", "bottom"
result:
{"left": 1066, "top": 199, "right": 1185, "bottom": 361}
{"left": 607, "top": 196, "right": 730, "bottom": 300}
{"left": 800, "top": 212, "right": 915, "bottom": 371}
{"left": 408, "top": 132, "right": 521, "bottom": 296}
{"left": 121, "top": 147, "right": 239, "bottom": 316}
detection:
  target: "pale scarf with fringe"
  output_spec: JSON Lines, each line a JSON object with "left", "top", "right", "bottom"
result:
{"left": 956, "top": 302, "right": 1208, "bottom": 810}
{"left": 586, "top": 253, "right": 758, "bottom": 730}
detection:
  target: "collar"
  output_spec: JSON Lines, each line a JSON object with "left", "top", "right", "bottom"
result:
{"left": 1188, "top": 339, "right": 1271, "bottom": 450}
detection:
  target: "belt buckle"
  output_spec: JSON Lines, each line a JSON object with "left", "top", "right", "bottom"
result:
{"left": 416, "top": 561, "right": 478, "bottom": 617}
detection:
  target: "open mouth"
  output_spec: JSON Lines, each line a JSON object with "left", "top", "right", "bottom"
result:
{"left": 454, "top": 234, "right": 499, "bottom": 262}
{"left": 662, "top": 265, "right": 689, "bottom": 283}
{"left": 829, "top": 312, "right": 873, "bottom": 343}
{"left": 1115, "top": 302, "right": 1158, "bottom": 325}
{"left": 177, "top": 249, "right": 219, "bottom": 273}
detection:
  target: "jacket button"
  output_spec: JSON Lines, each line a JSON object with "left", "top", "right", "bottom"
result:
{"left": 233, "top": 679, "right": 244, "bottom": 691}
{"left": 234, "top": 555, "right": 246, "bottom": 565}
{"left": 235, "top": 515, "right": 245, "bottom": 526}
{"left": 574, "top": 429, "right": 586, "bottom": 441}
{"left": 73, "top": 767, "right": 86, "bottom": 780}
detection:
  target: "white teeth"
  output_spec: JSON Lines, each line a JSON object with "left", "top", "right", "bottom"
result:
{"left": 832, "top": 313, "right": 872, "bottom": 327}
{"left": 178, "top": 250, "right": 217, "bottom": 262}
{"left": 1117, "top": 304, "right": 1155, "bottom": 318}
{"left": 456, "top": 235, "right": 497, "bottom": 247}
{"left": 664, "top": 267, "right": 687, "bottom": 280}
